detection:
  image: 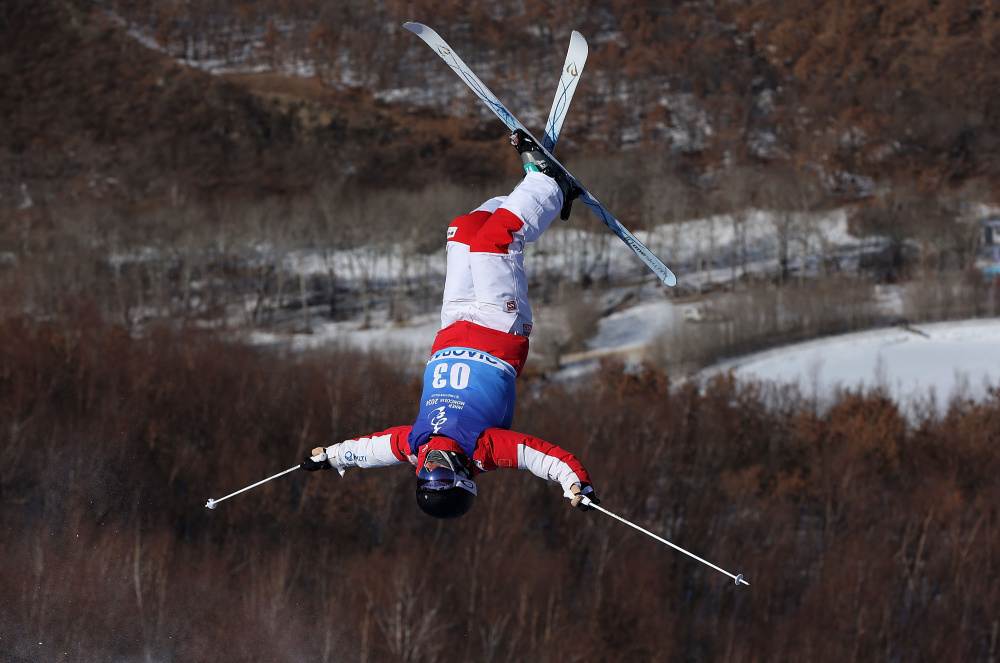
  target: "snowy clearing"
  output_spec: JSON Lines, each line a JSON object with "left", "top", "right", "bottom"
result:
{"left": 248, "top": 310, "right": 442, "bottom": 363}
{"left": 698, "top": 318, "right": 1000, "bottom": 412}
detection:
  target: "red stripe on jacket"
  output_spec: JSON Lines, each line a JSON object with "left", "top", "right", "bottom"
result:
{"left": 448, "top": 210, "right": 490, "bottom": 245}
{"left": 430, "top": 321, "right": 529, "bottom": 376}
{"left": 468, "top": 208, "right": 525, "bottom": 254}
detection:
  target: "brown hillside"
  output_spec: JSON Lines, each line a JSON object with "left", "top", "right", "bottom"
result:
{"left": 3, "top": 0, "right": 999, "bottom": 211}
{"left": 100, "top": 0, "right": 999, "bottom": 193}
{"left": 0, "top": 0, "right": 514, "bottom": 209}
{"left": 753, "top": 0, "right": 1000, "bottom": 188}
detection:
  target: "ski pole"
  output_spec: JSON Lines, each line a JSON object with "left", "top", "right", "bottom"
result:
{"left": 570, "top": 493, "right": 750, "bottom": 586}
{"left": 205, "top": 452, "right": 329, "bottom": 509}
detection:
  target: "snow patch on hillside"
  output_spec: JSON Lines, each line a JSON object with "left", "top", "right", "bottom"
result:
{"left": 699, "top": 318, "right": 1000, "bottom": 412}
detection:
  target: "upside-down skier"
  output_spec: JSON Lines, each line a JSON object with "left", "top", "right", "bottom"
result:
{"left": 300, "top": 131, "right": 600, "bottom": 519}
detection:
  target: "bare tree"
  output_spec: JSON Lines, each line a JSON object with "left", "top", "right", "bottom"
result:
{"left": 717, "top": 166, "right": 757, "bottom": 289}
{"left": 642, "top": 162, "right": 692, "bottom": 281}
{"left": 852, "top": 184, "right": 922, "bottom": 283}
{"left": 759, "top": 169, "right": 796, "bottom": 285}
{"left": 369, "top": 566, "right": 450, "bottom": 663}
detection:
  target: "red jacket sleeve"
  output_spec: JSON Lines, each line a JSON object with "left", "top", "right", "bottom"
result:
{"left": 474, "top": 428, "right": 592, "bottom": 491}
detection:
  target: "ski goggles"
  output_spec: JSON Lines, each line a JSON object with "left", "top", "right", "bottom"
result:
{"left": 417, "top": 449, "right": 477, "bottom": 496}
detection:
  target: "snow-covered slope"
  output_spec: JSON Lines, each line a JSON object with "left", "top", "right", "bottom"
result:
{"left": 699, "top": 319, "right": 1000, "bottom": 411}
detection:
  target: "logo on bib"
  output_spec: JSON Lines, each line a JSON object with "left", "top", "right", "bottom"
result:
{"left": 447, "top": 227, "right": 457, "bottom": 239}
{"left": 506, "top": 300, "right": 516, "bottom": 312}
{"left": 429, "top": 406, "right": 449, "bottom": 433}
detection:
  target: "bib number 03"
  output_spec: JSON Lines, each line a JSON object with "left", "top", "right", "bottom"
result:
{"left": 432, "top": 362, "right": 471, "bottom": 390}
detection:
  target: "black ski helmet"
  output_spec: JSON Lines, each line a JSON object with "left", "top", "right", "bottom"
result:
{"left": 415, "top": 485, "right": 476, "bottom": 519}
{"left": 415, "top": 447, "right": 476, "bottom": 519}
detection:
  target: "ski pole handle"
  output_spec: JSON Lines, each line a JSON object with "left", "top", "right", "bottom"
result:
{"left": 306, "top": 449, "right": 351, "bottom": 476}
{"left": 303, "top": 449, "right": 346, "bottom": 476}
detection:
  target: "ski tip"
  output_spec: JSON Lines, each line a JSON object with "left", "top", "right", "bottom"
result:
{"left": 403, "top": 22, "right": 426, "bottom": 35}
{"left": 658, "top": 268, "right": 676, "bottom": 287}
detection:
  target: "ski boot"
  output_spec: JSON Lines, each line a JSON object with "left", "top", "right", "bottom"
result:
{"left": 509, "top": 129, "right": 582, "bottom": 220}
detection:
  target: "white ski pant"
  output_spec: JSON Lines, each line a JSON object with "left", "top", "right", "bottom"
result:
{"left": 441, "top": 171, "right": 563, "bottom": 336}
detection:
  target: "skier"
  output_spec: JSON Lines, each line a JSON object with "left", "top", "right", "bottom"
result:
{"left": 300, "top": 131, "right": 598, "bottom": 519}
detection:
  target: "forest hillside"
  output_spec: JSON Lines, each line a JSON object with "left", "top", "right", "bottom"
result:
{"left": 1, "top": 313, "right": 998, "bottom": 661}
{"left": 3, "top": 0, "right": 999, "bottom": 210}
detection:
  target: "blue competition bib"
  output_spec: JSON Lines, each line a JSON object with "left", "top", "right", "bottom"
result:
{"left": 407, "top": 347, "right": 517, "bottom": 459}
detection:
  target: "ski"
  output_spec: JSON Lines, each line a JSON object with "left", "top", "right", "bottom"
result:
{"left": 543, "top": 31, "right": 588, "bottom": 153}
{"left": 402, "top": 22, "right": 677, "bottom": 287}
